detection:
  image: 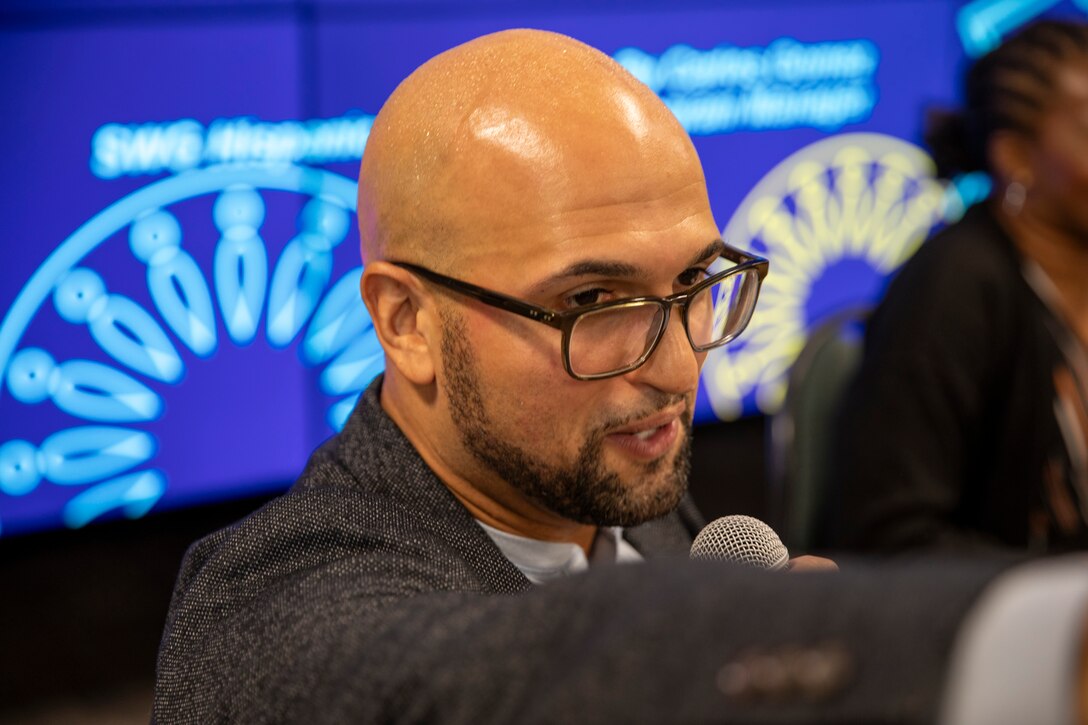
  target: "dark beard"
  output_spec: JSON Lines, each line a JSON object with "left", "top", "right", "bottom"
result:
{"left": 439, "top": 310, "right": 691, "bottom": 527}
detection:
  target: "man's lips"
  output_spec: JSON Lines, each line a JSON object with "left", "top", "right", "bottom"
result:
{"left": 608, "top": 407, "right": 686, "bottom": 436}
{"left": 605, "top": 407, "right": 685, "bottom": 460}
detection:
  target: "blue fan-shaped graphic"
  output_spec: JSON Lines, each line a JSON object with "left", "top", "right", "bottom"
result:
{"left": 0, "top": 164, "right": 383, "bottom": 534}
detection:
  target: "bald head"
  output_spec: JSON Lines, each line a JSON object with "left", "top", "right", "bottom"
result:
{"left": 358, "top": 29, "right": 707, "bottom": 270}
{"left": 358, "top": 31, "right": 721, "bottom": 534}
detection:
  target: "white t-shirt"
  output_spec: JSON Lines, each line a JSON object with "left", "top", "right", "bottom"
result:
{"left": 476, "top": 521, "right": 643, "bottom": 585}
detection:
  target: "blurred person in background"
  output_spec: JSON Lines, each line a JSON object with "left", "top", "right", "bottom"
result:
{"left": 832, "top": 18, "right": 1088, "bottom": 553}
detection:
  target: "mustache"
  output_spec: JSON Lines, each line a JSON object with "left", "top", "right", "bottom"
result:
{"left": 592, "top": 392, "right": 693, "bottom": 435}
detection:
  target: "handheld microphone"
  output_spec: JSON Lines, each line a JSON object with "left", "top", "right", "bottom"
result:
{"left": 689, "top": 515, "right": 790, "bottom": 570}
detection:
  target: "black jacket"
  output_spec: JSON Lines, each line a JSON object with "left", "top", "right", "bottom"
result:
{"left": 833, "top": 203, "right": 1088, "bottom": 553}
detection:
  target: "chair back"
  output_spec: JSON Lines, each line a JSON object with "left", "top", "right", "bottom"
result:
{"left": 768, "top": 306, "right": 868, "bottom": 552}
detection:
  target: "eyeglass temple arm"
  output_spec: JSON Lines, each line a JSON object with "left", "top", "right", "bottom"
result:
{"left": 719, "top": 241, "right": 769, "bottom": 280}
{"left": 389, "top": 262, "right": 563, "bottom": 328}
{"left": 720, "top": 241, "right": 767, "bottom": 266}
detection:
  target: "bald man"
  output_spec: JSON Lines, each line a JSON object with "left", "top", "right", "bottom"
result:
{"left": 153, "top": 30, "right": 1028, "bottom": 724}
{"left": 356, "top": 28, "right": 717, "bottom": 560}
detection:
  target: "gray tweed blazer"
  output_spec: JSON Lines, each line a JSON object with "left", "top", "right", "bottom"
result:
{"left": 153, "top": 377, "right": 1006, "bottom": 724}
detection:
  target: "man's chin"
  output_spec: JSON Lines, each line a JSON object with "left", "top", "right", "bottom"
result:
{"left": 589, "top": 485, "right": 688, "bottom": 527}
{"left": 592, "top": 430, "right": 691, "bottom": 524}
{"left": 631, "top": 474, "right": 689, "bottom": 520}
{"left": 579, "top": 466, "right": 690, "bottom": 527}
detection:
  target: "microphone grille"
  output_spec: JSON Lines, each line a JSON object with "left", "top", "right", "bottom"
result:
{"left": 689, "top": 515, "right": 789, "bottom": 570}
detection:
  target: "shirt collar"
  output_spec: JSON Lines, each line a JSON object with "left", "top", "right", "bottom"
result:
{"left": 476, "top": 521, "right": 643, "bottom": 585}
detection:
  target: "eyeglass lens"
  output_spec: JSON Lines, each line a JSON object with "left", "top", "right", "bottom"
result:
{"left": 568, "top": 303, "right": 664, "bottom": 377}
{"left": 566, "top": 268, "right": 761, "bottom": 377}
{"left": 687, "top": 267, "right": 761, "bottom": 348}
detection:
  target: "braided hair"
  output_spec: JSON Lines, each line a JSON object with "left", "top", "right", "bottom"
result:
{"left": 926, "top": 18, "right": 1088, "bottom": 179}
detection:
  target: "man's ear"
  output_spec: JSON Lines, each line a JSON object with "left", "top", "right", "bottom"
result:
{"left": 361, "top": 261, "right": 439, "bottom": 385}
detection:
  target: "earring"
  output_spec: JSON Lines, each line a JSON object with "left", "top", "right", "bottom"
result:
{"left": 1002, "top": 180, "right": 1028, "bottom": 217}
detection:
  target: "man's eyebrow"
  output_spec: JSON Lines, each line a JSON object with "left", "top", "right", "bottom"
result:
{"left": 527, "top": 239, "right": 726, "bottom": 296}
{"left": 689, "top": 239, "right": 726, "bottom": 267}
{"left": 528, "top": 259, "right": 644, "bottom": 295}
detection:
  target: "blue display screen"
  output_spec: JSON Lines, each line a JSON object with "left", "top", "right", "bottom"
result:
{"left": 2, "top": 0, "right": 1085, "bottom": 536}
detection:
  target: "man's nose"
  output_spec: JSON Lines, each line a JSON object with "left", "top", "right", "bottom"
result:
{"left": 625, "top": 309, "right": 701, "bottom": 394}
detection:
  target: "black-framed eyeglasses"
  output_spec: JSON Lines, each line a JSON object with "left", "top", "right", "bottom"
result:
{"left": 392, "top": 241, "right": 768, "bottom": 381}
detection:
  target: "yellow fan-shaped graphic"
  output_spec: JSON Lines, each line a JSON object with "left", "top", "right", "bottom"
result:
{"left": 704, "top": 133, "right": 946, "bottom": 421}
